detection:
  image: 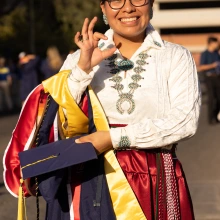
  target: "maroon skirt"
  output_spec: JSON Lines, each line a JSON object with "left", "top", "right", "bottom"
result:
{"left": 116, "top": 149, "right": 195, "bottom": 220}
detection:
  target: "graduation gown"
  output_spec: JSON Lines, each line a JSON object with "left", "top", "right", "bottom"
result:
{"left": 3, "top": 70, "right": 146, "bottom": 220}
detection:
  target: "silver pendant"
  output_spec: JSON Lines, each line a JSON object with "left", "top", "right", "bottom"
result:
{"left": 108, "top": 51, "right": 148, "bottom": 114}
{"left": 116, "top": 93, "right": 135, "bottom": 114}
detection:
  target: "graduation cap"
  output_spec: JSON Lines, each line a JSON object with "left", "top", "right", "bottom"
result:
{"left": 19, "top": 137, "right": 98, "bottom": 180}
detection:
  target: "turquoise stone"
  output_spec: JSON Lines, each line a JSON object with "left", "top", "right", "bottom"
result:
{"left": 98, "top": 42, "right": 105, "bottom": 49}
{"left": 154, "top": 41, "right": 162, "bottom": 47}
{"left": 116, "top": 59, "right": 134, "bottom": 71}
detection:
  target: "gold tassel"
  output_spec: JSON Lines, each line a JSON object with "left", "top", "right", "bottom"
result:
{"left": 17, "top": 179, "right": 27, "bottom": 220}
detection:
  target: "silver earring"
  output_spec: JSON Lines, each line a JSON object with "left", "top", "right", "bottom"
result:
{"left": 103, "top": 14, "right": 109, "bottom": 25}
{"left": 150, "top": 8, "right": 153, "bottom": 20}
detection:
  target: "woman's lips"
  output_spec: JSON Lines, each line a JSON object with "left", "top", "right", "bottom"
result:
{"left": 120, "top": 17, "right": 138, "bottom": 22}
{"left": 119, "top": 16, "right": 140, "bottom": 25}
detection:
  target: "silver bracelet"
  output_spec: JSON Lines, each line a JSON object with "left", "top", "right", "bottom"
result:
{"left": 118, "top": 136, "right": 131, "bottom": 149}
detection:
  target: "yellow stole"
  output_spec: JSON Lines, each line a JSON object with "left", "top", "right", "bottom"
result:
{"left": 42, "top": 70, "right": 146, "bottom": 220}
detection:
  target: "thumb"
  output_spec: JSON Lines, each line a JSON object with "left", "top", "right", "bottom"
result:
{"left": 75, "top": 139, "right": 82, "bottom": 144}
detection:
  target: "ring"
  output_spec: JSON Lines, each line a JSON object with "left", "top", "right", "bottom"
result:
{"left": 81, "top": 38, "right": 89, "bottom": 42}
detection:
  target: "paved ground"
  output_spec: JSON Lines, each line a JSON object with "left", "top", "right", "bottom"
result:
{"left": 0, "top": 114, "right": 46, "bottom": 220}
{"left": 0, "top": 103, "right": 220, "bottom": 219}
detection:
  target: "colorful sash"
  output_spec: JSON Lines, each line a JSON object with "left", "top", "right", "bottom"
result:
{"left": 42, "top": 70, "right": 146, "bottom": 220}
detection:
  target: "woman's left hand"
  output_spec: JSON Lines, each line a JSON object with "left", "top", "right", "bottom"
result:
{"left": 75, "top": 131, "right": 113, "bottom": 155}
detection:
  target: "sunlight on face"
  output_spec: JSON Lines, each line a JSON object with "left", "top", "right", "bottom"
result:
{"left": 101, "top": 0, "right": 153, "bottom": 41}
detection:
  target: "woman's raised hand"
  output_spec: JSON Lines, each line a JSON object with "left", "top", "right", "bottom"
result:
{"left": 75, "top": 17, "right": 116, "bottom": 74}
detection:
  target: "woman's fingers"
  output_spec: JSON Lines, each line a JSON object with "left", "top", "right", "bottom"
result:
{"left": 79, "top": 18, "right": 89, "bottom": 44}
{"left": 88, "top": 17, "right": 97, "bottom": 32}
{"left": 75, "top": 17, "right": 108, "bottom": 48}
{"left": 93, "top": 32, "right": 107, "bottom": 41}
{"left": 81, "top": 18, "right": 89, "bottom": 36}
{"left": 75, "top": 139, "right": 81, "bottom": 144}
{"left": 88, "top": 17, "right": 98, "bottom": 40}
{"left": 75, "top": 17, "right": 115, "bottom": 70}
{"left": 93, "top": 32, "right": 108, "bottom": 47}
{"left": 75, "top": 135, "right": 92, "bottom": 144}
{"left": 74, "top": 32, "right": 83, "bottom": 47}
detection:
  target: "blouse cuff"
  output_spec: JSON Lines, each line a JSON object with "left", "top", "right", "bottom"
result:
{"left": 110, "top": 126, "right": 136, "bottom": 149}
{"left": 67, "top": 65, "right": 95, "bottom": 104}
{"left": 71, "top": 64, "right": 95, "bottom": 81}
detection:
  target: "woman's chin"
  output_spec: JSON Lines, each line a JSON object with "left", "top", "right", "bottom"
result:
{"left": 114, "top": 28, "right": 147, "bottom": 41}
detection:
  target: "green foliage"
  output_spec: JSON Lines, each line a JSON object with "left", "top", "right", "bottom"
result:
{"left": 53, "top": 0, "right": 106, "bottom": 51}
{"left": 0, "top": 0, "right": 106, "bottom": 58}
{"left": 55, "top": 0, "right": 100, "bottom": 32}
{"left": 0, "top": 5, "right": 29, "bottom": 57}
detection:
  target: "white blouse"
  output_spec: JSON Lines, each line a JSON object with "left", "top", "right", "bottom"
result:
{"left": 60, "top": 25, "right": 201, "bottom": 149}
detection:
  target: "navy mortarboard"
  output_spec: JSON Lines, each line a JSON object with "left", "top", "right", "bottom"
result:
{"left": 19, "top": 138, "right": 97, "bottom": 179}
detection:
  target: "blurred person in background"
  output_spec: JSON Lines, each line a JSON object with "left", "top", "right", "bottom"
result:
{"left": 4, "top": 0, "right": 200, "bottom": 219}
{"left": 18, "top": 52, "right": 40, "bottom": 104}
{"left": 217, "top": 42, "right": 220, "bottom": 74}
{"left": 0, "top": 55, "right": 13, "bottom": 113}
{"left": 199, "top": 37, "right": 220, "bottom": 124}
{"left": 40, "top": 46, "right": 63, "bottom": 80}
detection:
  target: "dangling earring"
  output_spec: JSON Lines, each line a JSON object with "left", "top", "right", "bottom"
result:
{"left": 150, "top": 8, "right": 153, "bottom": 20}
{"left": 103, "top": 14, "right": 109, "bottom": 25}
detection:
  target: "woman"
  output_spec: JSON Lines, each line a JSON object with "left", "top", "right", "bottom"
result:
{"left": 0, "top": 56, "right": 13, "bottom": 112}
{"left": 40, "top": 46, "right": 63, "bottom": 80}
{"left": 63, "top": 0, "right": 200, "bottom": 218}
{"left": 4, "top": 0, "right": 200, "bottom": 219}
{"left": 18, "top": 52, "right": 40, "bottom": 103}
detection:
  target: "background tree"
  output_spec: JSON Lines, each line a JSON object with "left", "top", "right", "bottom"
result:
{"left": 0, "top": 0, "right": 106, "bottom": 59}
{"left": 0, "top": 0, "right": 23, "bottom": 16}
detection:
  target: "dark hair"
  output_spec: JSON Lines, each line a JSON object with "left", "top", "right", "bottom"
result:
{"left": 100, "top": 0, "right": 105, "bottom": 3}
{"left": 208, "top": 37, "right": 218, "bottom": 45}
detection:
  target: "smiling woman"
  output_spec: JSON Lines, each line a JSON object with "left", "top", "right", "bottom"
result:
{"left": 100, "top": 0, "right": 152, "bottom": 48}
{"left": 4, "top": 0, "right": 200, "bottom": 219}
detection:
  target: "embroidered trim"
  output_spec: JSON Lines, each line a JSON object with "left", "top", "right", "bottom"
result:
{"left": 21, "top": 155, "right": 58, "bottom": 170}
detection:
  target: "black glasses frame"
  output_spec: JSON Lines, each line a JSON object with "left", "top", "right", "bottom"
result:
{"left": 106, "top": 0, "right": 149, "bottom": 10}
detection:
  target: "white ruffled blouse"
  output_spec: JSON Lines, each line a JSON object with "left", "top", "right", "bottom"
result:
{"left": 60, "top": 25, "right": 201, "bottom": 149}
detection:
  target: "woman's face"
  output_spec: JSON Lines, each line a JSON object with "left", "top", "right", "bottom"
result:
{"left": 101, "top": 0, "right": 153, "bottom": 40}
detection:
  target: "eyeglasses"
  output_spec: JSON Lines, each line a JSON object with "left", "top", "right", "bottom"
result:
{"left": 106, "top": 0, "right": 149, "bottom": 10}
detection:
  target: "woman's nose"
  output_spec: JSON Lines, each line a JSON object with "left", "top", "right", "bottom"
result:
{"left": 122, "top": 0, "right": 136, "bottom": 12}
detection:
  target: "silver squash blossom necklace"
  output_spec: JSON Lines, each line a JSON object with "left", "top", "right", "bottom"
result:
{"left": 107, "top": 51, "right": 149, "bottom": 114}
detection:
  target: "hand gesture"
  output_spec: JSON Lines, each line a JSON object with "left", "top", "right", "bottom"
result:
{"left": 75, "top": 17, "right": 116, "bottom": 74}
